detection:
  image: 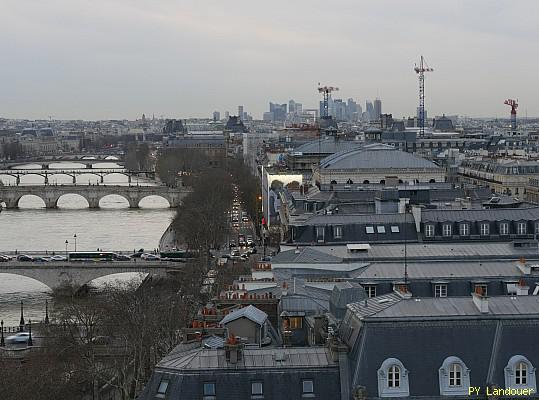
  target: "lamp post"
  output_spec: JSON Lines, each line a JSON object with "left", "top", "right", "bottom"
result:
{"left": 28, "top": 319, "right": 33, "bottom": 346}
{"left": 65, "top": 240, "right": 69, "bottom": 259}
{"left": 73, "top": 234, "right": 77, "bottom": 252}
{"left": 19, "top": 301, "right": 25, "bottom": 332}
{"left": 1, "top": 320, "right": 5, "bottom": 347}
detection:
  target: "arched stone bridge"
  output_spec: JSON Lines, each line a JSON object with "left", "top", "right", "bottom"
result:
{"left": 0, "top": 184, "right": 190, "bottom": 209}
{"left": 0, "top": 261, "right": 184, "bottom": 291}
{"left": 0, "top": 154, "right": 124, "bottom": 170}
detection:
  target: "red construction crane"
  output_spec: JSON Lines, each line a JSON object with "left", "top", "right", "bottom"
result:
{"left": 317, "top": 84, "right": 339, "bottom": 119}
{"left": 414, "top": 56, "right": 434, "bottom": 137}
{"left": 504, "top": 99, "right": 518, "bottom": 131}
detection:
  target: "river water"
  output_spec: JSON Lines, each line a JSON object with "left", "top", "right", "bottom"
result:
{"left": 0, "top": 162, "right": 175, "bottom": 326}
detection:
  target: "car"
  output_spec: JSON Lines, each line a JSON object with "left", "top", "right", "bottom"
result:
{"left": 233, "top": 223, "right": 240, "bottom": 229}
{"left": 33, "top": 256, "right": 51, "bottom": 262}
{"left": 130, "top": 252, "right": 144, "bottom": 258}
{"left": 240, "top": 253, "right": 249, "bottom": 260}
{"left": 49, "top": 255, "right": 67, "bottom": 261}
{"left": 1, "top": 254, "right": 12, "bottom": 260}
{"left": 17, "top": 255, "right": 34, "bottom": 262}
{"left": 6, "top": 332, "right": 30, "bottom": 344}
{"left": 261, "top": 256, "right": 271, "bottom": 262}
{"left": 141, "top": 253, "right": 160, "bottom": 261}
{"left": 242, "top": 216, "right": 249, "bottom": 222}
{"left": 115, "top": 254, "right": 131, "bottom": 261}
{"left": 0, "top": 255, "right": 10, "bottom": 262}
{"left": 231, "top": 217, "right": 239, "bottom": 223}
{"left": 229, "top": 241, "right": 236, "bottom": 248}
{"left": 231, "top": 249, "right": 240, "bottom": 257}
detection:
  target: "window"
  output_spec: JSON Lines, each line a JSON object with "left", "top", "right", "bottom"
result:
{"left": 475, "top": 284, "right": 488, "bottom": 296}
{"left": 366, "top": 226, "right": 375, "bottom": 234}
{"left": 443, "top": 224, "right": 452, "bottom": 237}
{"left": 449, "top": 363, "right": 462, "bottom": 386}
{"left": 377, "top": 225, "right": 386, "bottom": 234}
{"left": 425, "top": 224, "right": 434, "bottom": 238}
{"left": 535, "top": 222, "right": 539, "bottom": 235}
{"left": 504, "top": 355, "right": 537, "bottom": 391}
{"left": 388, "top": 365, "right": 400, "bottom": 388}
{"left": 517, "top": 222, "right": 527, "bottom": 235}
{"left": 203, "top": 382, "right": 216, "bottom": 399}
{"left": 516, "top": 362, "right": 528, "bottom": 385}
{"left": 364, "top": 285, "right": 376, "bottom": 298}
{"left": 480, "top": 223, "right": 490, "bottom": 236}
{"left": 434, "top": 284, "right": 447, "bottom": 298}
{"left": 251, "top": 381, "right": 263, "bottom": 397}
{"left": 157, "top": 379, "right": 169, "bottom": 396}
{"left": 459, "top": 223, "right": 469, "bottom": 236}
{"left": 439, "top": 357, "right": 471, "bottom": 396}
{"left": 289, "top": 317, "right": 302, "bottom": 329}
{"left": 302, "top": 379, "right": 314, "bottom": 395}
{"left": 316, "top": 226, "right": 325, "bottom": 242}
{"left": 303, "top": 202, "right": 309, "bottom": 212}
{"left": 500, "top": 222, "right": 509, "bottom": 235}
{"left": 378, "top": 358, "right": 409, "bottom": 397}
{"left": 391, "top": 226, "right": 400, "bottom": 233}
{"left": 333, "top": 225, "right": 343, "bottom": 239}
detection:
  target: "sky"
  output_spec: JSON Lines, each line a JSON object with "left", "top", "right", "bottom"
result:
{"left": 2, "top": 0, "right": 539, "bottom": 120}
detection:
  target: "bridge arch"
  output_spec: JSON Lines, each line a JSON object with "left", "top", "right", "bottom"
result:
{"left": 56, "top": 193, "right": 91, "bottom": 208}
{"left": 138, "top": 194, "right": 171, "bottom": 208}
{"left": 16, "top": 194, "right": 47, "bottom": 208}
{"left": 98, "top": 193, "right": 133, "bottom": 208}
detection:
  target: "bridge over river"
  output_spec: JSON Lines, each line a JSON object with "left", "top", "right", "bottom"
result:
{"left": 0, "top": 260, "right": 184, "bottom": 291}
{"left": 0, "top": 184, "right": 189, "bottom": 209}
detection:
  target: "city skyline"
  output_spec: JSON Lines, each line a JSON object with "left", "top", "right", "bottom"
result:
{"left": 3, "top": 0, "right": 539, "bottom": 120}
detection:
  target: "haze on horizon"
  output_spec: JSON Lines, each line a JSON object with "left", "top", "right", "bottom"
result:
{"left": 2, "top": 0, "right": 538, "bottom": 121}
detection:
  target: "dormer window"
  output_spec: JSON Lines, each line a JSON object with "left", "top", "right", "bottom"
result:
{"left": 480, "top": 223, "right": 490, "bottom": 236}
{"left": 504, "top": 355, "right": 537, "bottom": 391}
{"left": 517, "top": 222, "right": 527, "bottom": 235}
{"left": 442, "top": 224, "right": 452, "bottom": 237}
{"left": 500, "top": 222, "right": 509, "bottom": 235}
{"left": 439, "top": 356, "right": 471, "bottom": 396}
{"left": 378, "top": 358, "right": 410, "bottom": 397}
{"left": 459, "top": 223, "right": 469, "bottom": 236}
{"left": 425, "top": 224, "right": 434, "bottom": 238}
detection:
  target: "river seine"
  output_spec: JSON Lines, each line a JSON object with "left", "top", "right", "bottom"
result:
{"left": 0, "top": 162, "right": 175, "bottom": 326}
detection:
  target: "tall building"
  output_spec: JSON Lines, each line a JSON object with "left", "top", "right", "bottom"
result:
{"left": 212, "top": 111, "right": 220, "bottom": 122}
{"left": 238, "top": 106, "right": 244, "bottom": 121}
{"left": 288, "top": 100, "right": 296, "bottom": 114}
{"left": 269, "top": 102, "right": 287, "bottom": 122}
{"left": 374, "top": 98, "right": 382, "bottom": 120}
{"left": 224, "top": 111, "right": 230, "bottom": 120}
{"left": 365, "top": 101, "right": 374, "bottom": 121}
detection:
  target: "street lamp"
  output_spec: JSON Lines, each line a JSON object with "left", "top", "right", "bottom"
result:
{"left": 73, "top": 234, "right": 77, "bottom": 252}
{"left": 65, "top": 240, "right": 68, "bottom": 258}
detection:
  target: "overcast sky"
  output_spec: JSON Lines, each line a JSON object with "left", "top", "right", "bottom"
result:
{"left": 2, "top": 0, "right": 538, "bottom": 120}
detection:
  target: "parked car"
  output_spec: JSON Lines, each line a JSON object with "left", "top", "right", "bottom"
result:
{"left": 49, "top": 255, "right": 67, "bottom": 261}
{"left": 0, "top": 255, "right": 10, "bottom": 262}
{"left": 6, "top": 332, "right": 30, "bottom": 344}
{"left": 115, "top": 254, "right": 131, "bottom": 261}
{"left": 33, "top": 257, "right": 50, "bottom": 262}
{"left": 17, "top": 255, "right": 34, "bottom": 262}
{"left": 141, "top": 253, "right": 160, "bottom": 261}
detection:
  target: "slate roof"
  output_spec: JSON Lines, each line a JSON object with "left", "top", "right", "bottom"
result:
{"left": 291, "top": 136, "right": 363, "bottom": 155}
{"left": 421, "top": 207, "right": 539, "bottom": 222}
{"left": 319, "top": 143, "right": 441, "bottom": 170}
{"left": 354, "top": 260, "right": 526, "bottom": 280}
{"left": 270, "top": 247, "right": 343, "bottom": 264}
{"left": 157, "top": 346, "right": 336, "bottom": 371}
{"left": 220, "top": 305, "right": 268, "bottom": 326}
{"left": 293, "top": 213, "right": 411, "bottom": 225}
{"left": 349, "top": 295, "right": 539, "bottom": 321}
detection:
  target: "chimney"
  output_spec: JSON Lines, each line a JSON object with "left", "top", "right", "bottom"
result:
{"left": 517, "top": 278, "right": 530, "bottom": 296}
{"left": 472, "top": 287, "right": 489, "bottom": 313}
{"left": 225, "top": 335, "right": 242, "bottom": 364}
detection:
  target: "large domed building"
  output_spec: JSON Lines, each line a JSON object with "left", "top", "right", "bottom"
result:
{"left": 313, "top": 143, "right": 445, "bottom": 186}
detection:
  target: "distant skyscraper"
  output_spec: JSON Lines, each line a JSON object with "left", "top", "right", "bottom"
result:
{"left": 269, "top": 102, "right": 287, "bottom": 121}
{"left": 365, "top": 101, "right": 374, "bottom": 121}
{"left": 288, "top": 100, "right": 296, "bottom": 114}
{"left": 213, "top": 111, "right": 220, "bottom": 122}
{"left": 295, "top": 103, "right": 302, "bottom": 113}
{"left": 374, "top": 98, "right": 382, "bottom": 120}
{"left": 238, "top": 106, "right": 244, "bottom": 120}
{"left": 225, "top": 111, "right": 230, "bottom": 120}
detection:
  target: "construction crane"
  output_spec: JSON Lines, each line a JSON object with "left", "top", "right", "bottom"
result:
{"left": 504, "top": 99, "right": 518, "bottom": 131}
{"left": 317, "top": 84, "right": 339, "bottom": 119}
{"left": 414, "top": 56, "right": 434, "bottom": 137}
